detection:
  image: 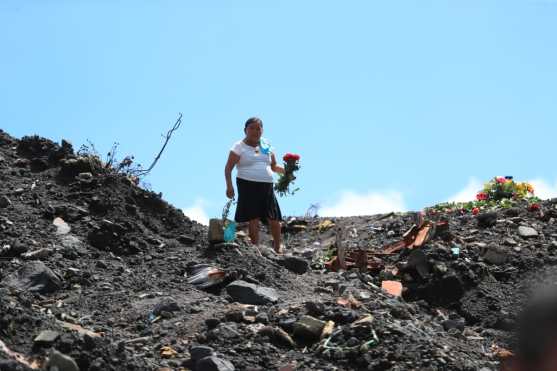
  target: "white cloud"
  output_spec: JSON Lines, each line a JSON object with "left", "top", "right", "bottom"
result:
{"left": 529, "top": 179, "right": 557, "bottom": 200}
{"left": 182, "top": 199, "right": 209, "bottom": 225}
{"left": 447, "top": 177, "right": 483, "bottom": 203}
{"left": 320, "top": 190, "right": 406, "bottom": 217}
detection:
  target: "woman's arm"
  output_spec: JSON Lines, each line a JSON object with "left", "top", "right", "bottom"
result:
{"left": 270, "top": 153, "right": 285, "bottom": 174}
{"left": 225, "top": 151, "right": 240, "bottom": 198}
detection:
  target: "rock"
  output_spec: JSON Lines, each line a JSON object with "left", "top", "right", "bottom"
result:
{"left": 0, "top": 196, "right": 11, "bottom": 208}
{"left": 45, "top": 349, "right": 79, "bottom": 371}
{"left": 53, "top": 217, "right": 71, "bottom": 235}
{"left": 503, "top": 238, "right": 517, "bottom": 246}
{"left": 4, "top": 261, "right": 63, "bottom": 294}
{"left": 153, "top": 297, "right": 181, "bottom": 316}
{"left": 482, "top": 246, "right": 508, "bottom": 265}
{"left": 226, "top": 281, "right": 278, "bottom": 305}
{"left": 518, "top": 226, "right": 538, "bottom": 238}
{"left": 34, "top": 330, "right": 60, "bottom": 346}
{"left": 277, "top": 256, "right": 309, "bottom": 274}
{"left": 177, "top": 234, "right": 195, "bottom": 245}
{"left": 293, "top": 315, "right": 326, "bottom": 342}
{"left": 59, "top": 157, "right": 101, "bottom": 177}
{"left": 77, "top": 172, "right": 93, "bottom": 183}
{"left": 506, "top": 207, "right": 521, "bottom": 217}
{"left": 258, "top": 326, "right": 296, "bottom": 348}
{"left": 190, "top": 345, "right": 214, "bottom": 361}
{"left": 406, "top": 250, "right": 430, "bottom": 279}
{"left": 22, "top": 248, "right": 53, "bottom": 260}
{"left": 477, "top": 212, "right": 498, "bottom": 228}
{"left": 196, "top": 356, "right": 235, "bottom": 371}
{"left": 442, "top": 320, "right": 465, "bottom": 332}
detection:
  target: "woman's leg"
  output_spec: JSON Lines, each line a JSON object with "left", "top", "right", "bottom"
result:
{"left": 269, "top": 219, "right": 283, "bottom": 253}
{"left": 248, "top": 218, "right": 260, "bottom": 245}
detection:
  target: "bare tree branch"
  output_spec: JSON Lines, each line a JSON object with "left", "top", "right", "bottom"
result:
{"left": 133, "top": 113, "right": 182, "bottom": 177}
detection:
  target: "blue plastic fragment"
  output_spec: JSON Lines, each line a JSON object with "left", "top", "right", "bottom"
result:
{"left": 224, "top": 221, "right": 237, "bottom": 242}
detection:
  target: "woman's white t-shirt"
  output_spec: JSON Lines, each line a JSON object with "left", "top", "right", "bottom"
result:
{"left": 230, "top": 140, "right": 274, "bottom": 183}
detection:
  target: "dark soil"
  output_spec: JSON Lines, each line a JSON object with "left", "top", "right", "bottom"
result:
{"left": 1, "top": 129, "right": 556, "bottom": 370}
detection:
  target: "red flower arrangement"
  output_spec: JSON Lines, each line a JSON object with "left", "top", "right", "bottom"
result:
{"left": 275, "top": 153, "right": 301, "bottom": 197}
{"left": 528, "top": 203, "right": 540, "bottom": 212}
{"left": 472, "top": 207, "right": 480, "bottom": 215}
{"left": 476, "top": 192, "right": 488, "bottom": 201}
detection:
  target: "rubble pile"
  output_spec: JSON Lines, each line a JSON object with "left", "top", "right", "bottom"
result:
{"left": 1, "top": 128, "right": 556, "bottom": 370}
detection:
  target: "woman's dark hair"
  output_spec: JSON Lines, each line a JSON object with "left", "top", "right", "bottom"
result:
{"left": 244, "top": 117, "right": 263, "bottom": 130}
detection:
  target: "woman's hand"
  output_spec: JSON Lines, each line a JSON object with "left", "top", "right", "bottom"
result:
{"left": 226, "top": 186, "right": 235, "bottom": 199}
{"left": 270, "top": 153, "right": 285, "bottom": 174}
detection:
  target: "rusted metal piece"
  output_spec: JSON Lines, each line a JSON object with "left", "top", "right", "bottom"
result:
{"left": 382, "top": 219, "right": 448, "bottom": 254}
{"left": 325, "top": 250, "right": 384, "bottom": 272}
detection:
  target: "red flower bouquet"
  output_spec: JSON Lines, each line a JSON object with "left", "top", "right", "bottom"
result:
{"left": 275, "top": 153, "right": 301, "bottom": 197}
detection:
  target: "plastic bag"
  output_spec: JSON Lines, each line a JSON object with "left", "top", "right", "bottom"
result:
{"left": 224, "top": 221, "right": 236, "bottom": 242}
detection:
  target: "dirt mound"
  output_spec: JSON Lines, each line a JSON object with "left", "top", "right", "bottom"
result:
{"left": 1, "top": 128, "right": 556, "bottom": 370}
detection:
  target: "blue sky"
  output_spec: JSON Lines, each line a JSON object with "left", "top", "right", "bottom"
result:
{"left": 2, "top": 1, "right": 557, "bottom": 224}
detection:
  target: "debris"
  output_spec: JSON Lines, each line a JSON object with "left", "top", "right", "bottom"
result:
{"left": 208, "top": 218, "right": 225, "bottom": 244}
{"left": 160, "top": 345, "right": 178, "bottom": 358}
{"left": 383, "top": 220, "right": 447, "bottom": 254}
{"left": 258, "top": 326, "right": 296, "bottom": 348}
{"left": 53, "top": 217, "right": 71, "bottom": 235}
{"left": 187, "top": 264, "right": 227, "bottom": 289}
{"left": 318, "top": 220, "right": 335, "bottom": 232}
{"left": 381, "top": 281, "right": 402, "bottom": 297}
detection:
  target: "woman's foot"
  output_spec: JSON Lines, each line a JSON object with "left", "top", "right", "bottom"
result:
{"left": 274, "top": 243, "right": 285, "bottom": 255}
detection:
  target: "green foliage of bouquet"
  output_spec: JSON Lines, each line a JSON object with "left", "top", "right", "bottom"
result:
{"left": 425, "top": 176, "right": 541, "bottom": 216}
{"left": 275, "top": 153, "right": 301, "bottom": 197}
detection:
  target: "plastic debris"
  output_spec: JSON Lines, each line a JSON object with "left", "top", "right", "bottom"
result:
{"left": 186, "top": 264, "right": 227, "bottom": 289}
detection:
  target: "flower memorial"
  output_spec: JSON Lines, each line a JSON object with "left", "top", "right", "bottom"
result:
{"left": 425, "top": 176, "right": 541, "bottom": 216}
{"left": 275, "top": 153, "right": 301, "bottom": 197}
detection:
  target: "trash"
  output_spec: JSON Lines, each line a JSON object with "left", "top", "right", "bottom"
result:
{"left": 382, "top": 219, "right": 447, "bottom": 254}
{"left": 325, "top": 248, "right": 384, "bottom": 273}
{"left": 318, "top": 220, "right": 335, "bottom": 232}
{"left": 160, "top": 345, "right": 178, "bottom": 358}
{"left": 451, "top": 246, "right": 460, "bottom": 257}
{"left": 208, "top": 199, "right": 237, "bottom": 244}
{"left": 53, "top": 217, "right": 71, "bottom": 235}
{"left": 381, "top": 281, "right": 403, "bottom": 297}
{"left": 224, "top": 221, "right": 237, "bottom": 242}
{"left": 187, "top": 264, "right": 227, "bottom": 289}
{"left": 336, "top": 295, "right": 362, "bottom": 309}
{"left": 320, "top": 320, "right": 335, "bottom": 340}
{"left": 258, "top": 326, "right": 296, "bottom": 348}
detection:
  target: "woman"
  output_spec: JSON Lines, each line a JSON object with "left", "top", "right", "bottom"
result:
{"left": 224, "top": 117, "right": 285, "bottom": 254}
